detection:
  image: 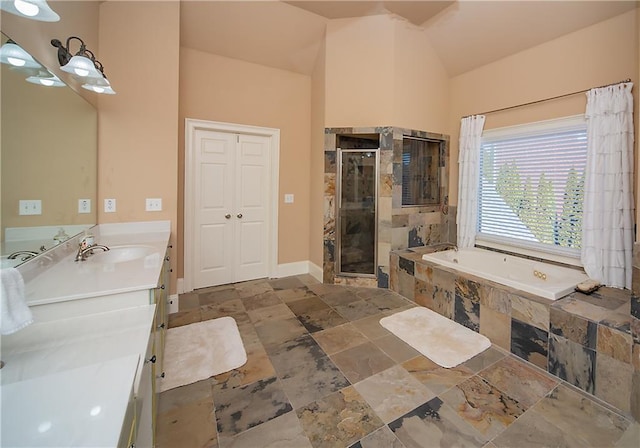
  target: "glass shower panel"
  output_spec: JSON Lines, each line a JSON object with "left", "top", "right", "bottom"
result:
{"left": 338, "top": 150, "right": 378, "bottom": 276}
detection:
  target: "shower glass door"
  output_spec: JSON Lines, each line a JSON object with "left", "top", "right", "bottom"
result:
{"left": 337, "top": 149, "right": 378, "bottom": 276}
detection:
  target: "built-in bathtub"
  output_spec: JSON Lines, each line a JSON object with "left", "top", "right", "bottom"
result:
{"left": 421, "top": 247, "right": 589, "bottom": 300}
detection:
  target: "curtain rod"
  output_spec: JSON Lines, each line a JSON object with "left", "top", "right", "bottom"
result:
{"left": 462, "top": 78, "right": 632, "bottom": 119}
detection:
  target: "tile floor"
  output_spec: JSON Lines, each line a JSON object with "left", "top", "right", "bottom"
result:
{"left": 157, "top": 275, "right": 640, "bottom": 448}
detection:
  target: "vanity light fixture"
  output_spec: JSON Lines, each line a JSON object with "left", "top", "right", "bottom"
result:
{"left": 51, "top": 36, "right": 116, "bottom": 94}
{"left": 0, "top": 39, "right": 41, "bottom": 69}
{"left": 0, "top": 0, "right": 60, "bottom": 22}
{"left": 26, "top": 70, "right": 64, "bottom": 87}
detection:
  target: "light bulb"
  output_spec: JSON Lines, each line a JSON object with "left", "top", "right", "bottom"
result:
{"left": 40, "top": 78, "right": 54, "bottom": 86}
{"left": 91, "top": 86, "right": 105, "bottom": 93}
{"left": 74, "top": 67, "right": 89, "bottom": 77}
{"left": 14, "top": 0, "right": 38, "bottom": 16}
{"left": 7, "top": 56, "right": 25, "bottom": 67}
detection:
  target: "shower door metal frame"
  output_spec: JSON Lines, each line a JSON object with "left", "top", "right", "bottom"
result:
{"left": 336, "top": 148, "right": 380, "bottom": 278}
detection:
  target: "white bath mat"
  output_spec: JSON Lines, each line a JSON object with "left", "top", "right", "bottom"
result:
{"left": 380, "top": 307, "right": 491, "bottom": 368}
{"left": 159, "top": 316, "right": 247, "bottom": 392}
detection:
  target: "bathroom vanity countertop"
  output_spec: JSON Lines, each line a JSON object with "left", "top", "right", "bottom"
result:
{"left": 19, "top": 221, "right": 171, "bottom": 307}
{"left": 1, "top": 304, "right": 156, "bottom": 446}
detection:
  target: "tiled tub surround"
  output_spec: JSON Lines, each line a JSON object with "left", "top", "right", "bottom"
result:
{"left": 323, "top": 127, "right": 452, "bottom": 289}
{"left": 391, "top": 247, "right": 639, "bottom": 421}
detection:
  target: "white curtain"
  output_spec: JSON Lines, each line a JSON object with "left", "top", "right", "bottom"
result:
{"left": 457, "top": 115, "right": 486, "bottom": 249}
{"left": 582, "top": 82, "right": 635, "bottom": 289}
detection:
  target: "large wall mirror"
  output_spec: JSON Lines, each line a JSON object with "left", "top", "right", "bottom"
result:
{"left": 1, "top": 32, "right": 97, "bottom": 266}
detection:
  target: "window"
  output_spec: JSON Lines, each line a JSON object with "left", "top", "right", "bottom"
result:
{"left": 402, "top": 137, "right": 441, "bottom": 206}
{"left": 478, "top": 116, "right": 587, "bottom": 260}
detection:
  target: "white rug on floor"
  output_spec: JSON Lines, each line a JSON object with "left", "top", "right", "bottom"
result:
{"left": 159, "top": 316, "right": 247, "bottom": 392}
{"left": 380, "top": 307, "right": 491, "bottom": 368}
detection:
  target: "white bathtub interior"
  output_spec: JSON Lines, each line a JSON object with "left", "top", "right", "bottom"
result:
{"left": 421, "top": 247, "right": 590, "bottom": 300}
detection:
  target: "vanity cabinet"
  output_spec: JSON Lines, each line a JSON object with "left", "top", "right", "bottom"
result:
{"left": 134, "top": 243, "right": 171, "bottom": 448}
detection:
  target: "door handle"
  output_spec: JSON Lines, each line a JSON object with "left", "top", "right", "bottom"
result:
{"left": 237, "top": 213, "right": 243, "bottom": 219}
{"left": 225, "top": 214, "right": 231, "bottom": 219}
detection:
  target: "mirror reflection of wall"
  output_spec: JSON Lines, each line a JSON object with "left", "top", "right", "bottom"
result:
{"left": 0, "top": 32, "right": 97, "bottom": 263}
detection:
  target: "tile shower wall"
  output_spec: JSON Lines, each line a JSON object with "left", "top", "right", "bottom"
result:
{"left": 391, "top": 248, "right": 638, "bottom": 421}
{"left": 323, "top": 127, "right": 451, "bottom": 288}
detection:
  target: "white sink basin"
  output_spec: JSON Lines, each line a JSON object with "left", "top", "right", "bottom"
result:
{"left": 89, "top": 245, "right": 157, "bottom": 264}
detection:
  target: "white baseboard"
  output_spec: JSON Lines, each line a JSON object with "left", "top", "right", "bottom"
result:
{"left": 308, "top": 261, "right": 323, "bottom": 282}
{"left": 274, "top": 261, "right": 309, "bottom": 278}
{"left": 168, "top": 293, "right": 179, "bottom": 314}
{"left": 176, "top": 277, "right": 185, "bottom": 294}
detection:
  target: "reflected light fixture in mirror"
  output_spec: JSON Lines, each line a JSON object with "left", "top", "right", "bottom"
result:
{"left": 0, "top": 39, "right": 40, "bottom": 69}
{"left": 51, "top": 36, "right": 116, "bottom": 94}
{"left": 0, "top": 0, "right": 60, "bottom": 22}
{"left": 26, "top": 70, "right": 64, "bottom": 87}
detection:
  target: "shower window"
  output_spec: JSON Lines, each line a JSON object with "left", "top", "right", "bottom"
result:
{"left": 402, "top": 137, "right": 441, "bottom": 206}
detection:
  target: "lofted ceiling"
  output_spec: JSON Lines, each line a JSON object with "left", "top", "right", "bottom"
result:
{"left": 179, "top": 1, "right": 638, "bottom": 76}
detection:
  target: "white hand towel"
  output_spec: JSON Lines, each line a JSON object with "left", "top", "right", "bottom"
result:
{"left": 1, "top": 267, "right": 33, "bottom": 335}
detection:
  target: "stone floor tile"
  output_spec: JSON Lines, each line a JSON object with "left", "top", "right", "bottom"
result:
{"left": 331, "top": 341, "right": 396, "bottom": 383}
{"left": 312, "top": 323, "right": 370, "bottom": 355}
{"left": 372, "top": 334, "right": 421, "bottom": 363}
{"left": 351, "top": 312, "right": 393, "bottom": 340}
{"left": 354, "top": 365, "right": 435, "bottom": 423}
{"left": 530, "top": 384, "right": 631, "bottom": 447}
{"left": 269, "top": 276, "right": 306, "bottom": 290}
{"left": 389, "top": 396, "right": 488, "bottom": 447}
{"left": 297, "top": 386, "right": 384, "bottom": 448}
{"left": 335, "top": 299, "right": 385, "bottom": 321}
{"left": 199, "top": 288, "right": 241, "bottom": 306}
{"left": 462, "top": 346, "right": 507, "bottom": 373}
{"left": 402, "top": 355, "right": 475, "bottom": 395}
{"left": 276, "top": 286, "right": 318, "bottom": 303}
{"left": 440, "top": 375, "right": 526, "bottom": 439}
{"left": 213, "top": 376, "right": 292, "bottom": 438}
{"left": 318, "top": 289, "right": 361, "bottom": 307}
{"left": 491, "top": 409, "right": 585, "bottom": 448}
{"left": 235, "top": 280, "right": 274, "bottom": 299}
{"left": 287, "top": 296, "right": 331, "bottom": 315}
{"left": 217, "top": 411, "right": 312, "bottom": 448}
{"left": 156, "top": 379, "right": 217, "bottom": 448}
{"left": 296, "top": 307, "right": 349, "bottom": 333}
{"left": 240, "top": 291, "right": 282, "bottom": 311}
{"left": 247, "top": 303, "right": 296, "bottom": 325}
{"left": 168, "top": 307, "right": 201, "bottom": 328}
{"left": 178, "top": 291, "right": 200, "bottom": 311}
{"left": 254, "top": 316, "right": 308, "bottom": 349}
{"left": 348, "top": 426, "right": 405, "bottom": 448}
{"left": 479, "top": 355, "right": 559, "bottom": 408}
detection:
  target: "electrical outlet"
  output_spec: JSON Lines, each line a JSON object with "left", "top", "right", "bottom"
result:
{"left": 19, "top": 199, "right": 42, "bottom": 215}
{"left": 104, "top": 198, "right": 116, "bottom": 213}
{"left": 145, "top": 198, "right": 162, "bottom": 212}
{"left": 78, "top": 199, "right": 91, "bottom": 214}
{"left": 284, "top": 194, "right": 294, "bottom": 204}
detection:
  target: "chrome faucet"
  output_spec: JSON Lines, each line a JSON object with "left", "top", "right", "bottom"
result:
{"left": 7, "top": 250, "right": 39, "bottom": 261}
{"left": 75, "top": 243, "right": 110, "bottom": 262}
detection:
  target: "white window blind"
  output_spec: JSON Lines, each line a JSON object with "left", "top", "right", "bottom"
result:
{"left": 478, "top": 116, "right": 587, "bottom": 258}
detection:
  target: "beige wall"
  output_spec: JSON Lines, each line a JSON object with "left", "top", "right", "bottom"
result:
{"left": 98, "top": 1, "right": 180, "bottom": 291}
{"left": 325, "top": 15, "right": 396, "bottom": 127}
{"left": 310, "top": 38, "right": 326, "bottom": 269}
{"left": 178, "top": 47, "right": 312, "bottom": 278}
{"left": 393, "top": 19, "right": 450, "bottom": 133}
{"left": 449, "top": 10, "right": 638, "bottom": 209}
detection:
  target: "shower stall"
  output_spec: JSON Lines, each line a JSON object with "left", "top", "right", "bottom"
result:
{"left": 337, "top": 137, "right": 379, "bottom": 276}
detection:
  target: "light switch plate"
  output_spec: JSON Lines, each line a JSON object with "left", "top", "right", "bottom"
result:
{"left": 78, "top": 199, "right": 91, "bottom": 214}
{"left": 104, "top": 198, "right": 116, "bottom": 213}
{"left": 284, "top": 194, "right": 294, "bottom": 204}
{"left": 146, "top": 198, "right": 162, "bottom": 211}
{"left": 19, "top": 200, "right": 42, "bottom": 215}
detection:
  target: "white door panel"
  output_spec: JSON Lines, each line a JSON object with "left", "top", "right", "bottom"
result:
{"left": 192, "top": 129, "right": 270, "bottom": 288}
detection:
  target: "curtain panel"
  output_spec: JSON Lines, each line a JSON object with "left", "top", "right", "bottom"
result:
{"left": 582, "top": 82, "right": 635, "bottom": 289}
{"left": 457, "top": 115, "right": 486, "bottom": 249}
